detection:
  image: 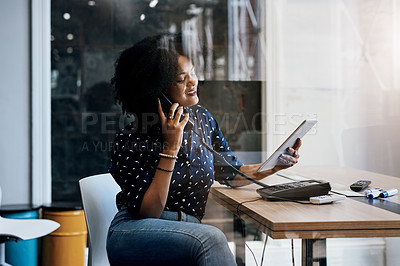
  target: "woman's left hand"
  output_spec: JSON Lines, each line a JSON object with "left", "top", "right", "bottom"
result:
{"left": 231, "top": 138, "right": 302, "bottom": 187}
{"left": 272, "top": 138, "right": 302, "bottom": 172}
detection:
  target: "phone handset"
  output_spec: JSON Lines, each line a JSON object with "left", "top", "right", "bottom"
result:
{"left": 159, "top": 92, "right": 194, "bottom": 132}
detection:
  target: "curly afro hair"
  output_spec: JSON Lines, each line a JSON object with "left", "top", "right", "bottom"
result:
{"left": 111, "top": 34, "right": 184, "bottom": 120}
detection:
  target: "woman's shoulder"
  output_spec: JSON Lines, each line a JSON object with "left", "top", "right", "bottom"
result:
{"left": 189, "top": 105, "right": 215, "bottom": 121}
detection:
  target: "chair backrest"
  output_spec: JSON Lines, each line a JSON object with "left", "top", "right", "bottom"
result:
{"left": 79, "top": 173, "right": 120, "bottom": 266}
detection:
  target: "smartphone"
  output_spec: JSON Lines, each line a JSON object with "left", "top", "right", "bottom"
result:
{"left": 159, "top": 92, "right": 194, "bottom": 131}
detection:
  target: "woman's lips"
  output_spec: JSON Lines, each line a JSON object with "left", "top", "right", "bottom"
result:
{"left": 185, "top": 89, "right": 197, "bottom": 96}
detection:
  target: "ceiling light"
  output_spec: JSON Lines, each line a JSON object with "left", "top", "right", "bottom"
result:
{"left": 63, "top": 13, "right": 71, "bottom": 20}
{"left": 88, "top": 1, "right": 96, "bottom": 6}
{"left": 149, "top": 0, "right": 158, "bottom": 8}
{"left": 67, "top": 34, "right": 74, "bottom": 40}
{"left": 140, "top": 14, "right": 146, "bottom": 21}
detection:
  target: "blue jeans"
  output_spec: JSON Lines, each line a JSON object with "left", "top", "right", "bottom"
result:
{"left": 107, "top": 208, "right": 237, "bottom": 266}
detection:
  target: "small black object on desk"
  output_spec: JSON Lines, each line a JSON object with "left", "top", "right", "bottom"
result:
{"left": 350, "top": 180, "right": 371, "bottom": 192}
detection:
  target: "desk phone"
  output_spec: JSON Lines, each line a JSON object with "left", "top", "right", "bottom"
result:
{"left": 256, "top": 180, "right": 331, "bottom": 200}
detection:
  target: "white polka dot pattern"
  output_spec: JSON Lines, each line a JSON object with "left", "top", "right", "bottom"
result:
{"left": 109, "top": 105, "right": 243, "bottom": 220}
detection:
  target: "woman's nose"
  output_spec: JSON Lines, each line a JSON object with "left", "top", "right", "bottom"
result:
{"left": 188, "top": 73, "right": 198, "bottom": 86}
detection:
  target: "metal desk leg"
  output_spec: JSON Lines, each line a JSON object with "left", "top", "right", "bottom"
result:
{"left": 302, "top": 239, "right": 327, "bottom": 266}
{"left": 234, "top": 216, "right": 246, "bottom": 266}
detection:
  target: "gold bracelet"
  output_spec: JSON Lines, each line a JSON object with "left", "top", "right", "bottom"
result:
{"left": 159, "top": 153, "right": 178, "bottom": 159}
{"left": 156, "top": 167, "right": 174, "bottom": 172}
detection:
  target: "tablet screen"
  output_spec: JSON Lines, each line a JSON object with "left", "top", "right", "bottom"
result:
{"left": 257, "top": 119, "right": 318, "bottom": 172}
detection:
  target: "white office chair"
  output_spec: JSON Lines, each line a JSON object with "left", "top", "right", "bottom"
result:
{"left": 79, "top": 173, "right": 120, "bottom": 266}
{"left": 0, "top": 187, "right": 60, "bottom": 266}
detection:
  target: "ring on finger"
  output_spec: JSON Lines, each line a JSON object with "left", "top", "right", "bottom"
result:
{"left": 168, "top": 116, "right": 174, "bottom": 120}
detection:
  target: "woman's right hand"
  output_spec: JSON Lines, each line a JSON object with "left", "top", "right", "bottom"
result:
{"left": 157, "top": 99, "right": 190, "bottom": 156}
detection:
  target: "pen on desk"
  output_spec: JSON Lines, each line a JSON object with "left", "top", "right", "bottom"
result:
{"left": 364, "top": 188, "right": 383, "bottom": 199}
{"left": 379, "top": 188, "right": 398, "bottom": 198}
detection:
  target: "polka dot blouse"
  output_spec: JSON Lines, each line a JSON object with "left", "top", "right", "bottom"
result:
{"left": 109, "top": 105, "right": 243, "bottom": 220}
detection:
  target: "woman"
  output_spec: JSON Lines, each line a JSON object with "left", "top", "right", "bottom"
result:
{"left": 106, "top": 34, "right": 301, "bottom": 266}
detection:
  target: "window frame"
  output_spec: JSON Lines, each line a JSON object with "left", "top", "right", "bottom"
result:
{"left": 31, "top": 0, "right": 52, "bottom": 205}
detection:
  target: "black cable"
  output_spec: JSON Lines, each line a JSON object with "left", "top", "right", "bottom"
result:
{"left": 236, "top": 198, "right": 263, "bottom": 216}
{"left": 291, "top": 239, "right": 295, "bottom": 266}
{"left": 192, "top": 128, "right": 307, "bottom": 266}
{"left": 192, "top": 129, "right": 314, "bottom": 206}
{"left": 234, "top": 198, "right": 263, "bottom": 266}
{"left": 245, "top": 242, "right": 259, "bottom": 266}
{"left": 192, "top": 130, "right": 268, "bottom": 187}
{"left": 260, "top": 235, "right": 268, "bottom": 266}
{"left": 262, "top": 195, "right": 312, "bottom": 205}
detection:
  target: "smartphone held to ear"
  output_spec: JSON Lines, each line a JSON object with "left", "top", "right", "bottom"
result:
{"left": 159, "top": 92, "right": 194, "bottom": 131}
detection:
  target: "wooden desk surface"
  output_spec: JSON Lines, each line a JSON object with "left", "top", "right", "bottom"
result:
{"left": 209, "top": 166, "right": 400, "bottom": 239}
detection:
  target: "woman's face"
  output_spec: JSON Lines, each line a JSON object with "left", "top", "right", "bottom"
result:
{"left": 167, "top": 55, "right": 199, "bottom": 107}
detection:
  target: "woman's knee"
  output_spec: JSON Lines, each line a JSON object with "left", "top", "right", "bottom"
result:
{"left": 192, "top": 224, "right": 236, "bottom": 266}
{"left": 197, "top": 224, "right": 229, "bottom": 249}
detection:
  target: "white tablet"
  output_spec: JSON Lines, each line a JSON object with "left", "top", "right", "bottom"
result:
{"left": 257, "top": 119, "right": 318, "bottom": 172}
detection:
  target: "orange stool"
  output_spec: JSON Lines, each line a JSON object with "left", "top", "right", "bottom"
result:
{"left": 41, "top": 203, "right": 87, "bottom": 266}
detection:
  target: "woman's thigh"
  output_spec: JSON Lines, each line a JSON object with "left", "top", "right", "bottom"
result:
{"left": 107, "top": 216, "right": 236, "bottom": 266}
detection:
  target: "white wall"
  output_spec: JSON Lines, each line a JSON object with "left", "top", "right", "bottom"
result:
{"left": 0, "top": 0, "right": 31, "bottom": 204}
{"left": 266, "top": 1, "right": 400, "bottom": 265}
{"left": 268, "top": 0, "right": 400, "bottom": 178}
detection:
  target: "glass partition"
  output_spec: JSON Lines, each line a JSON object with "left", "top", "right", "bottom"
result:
{"left": 51, "top": 0, "right": 266, "bottom": 202}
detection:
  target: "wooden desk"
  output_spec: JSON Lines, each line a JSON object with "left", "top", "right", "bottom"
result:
{"left": 209, "top": 166, "right": 400, "bottom": 265}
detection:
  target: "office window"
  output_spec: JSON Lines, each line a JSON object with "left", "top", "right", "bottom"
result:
{"left": 267, "top": 0, "right": 400, "bottom": 177}
{"left": 265, "top": 2, "right": 400, "bottom": 264}
{"left": 50, "top": 0, "right": 266, "bottom": 202}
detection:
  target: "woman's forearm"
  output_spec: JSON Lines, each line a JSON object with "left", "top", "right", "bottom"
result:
{"left": 229, "top": 164, "right": 277, "bottom": 187}
{"left": 139, "top": 155, "right": 176, "bottom": 218}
